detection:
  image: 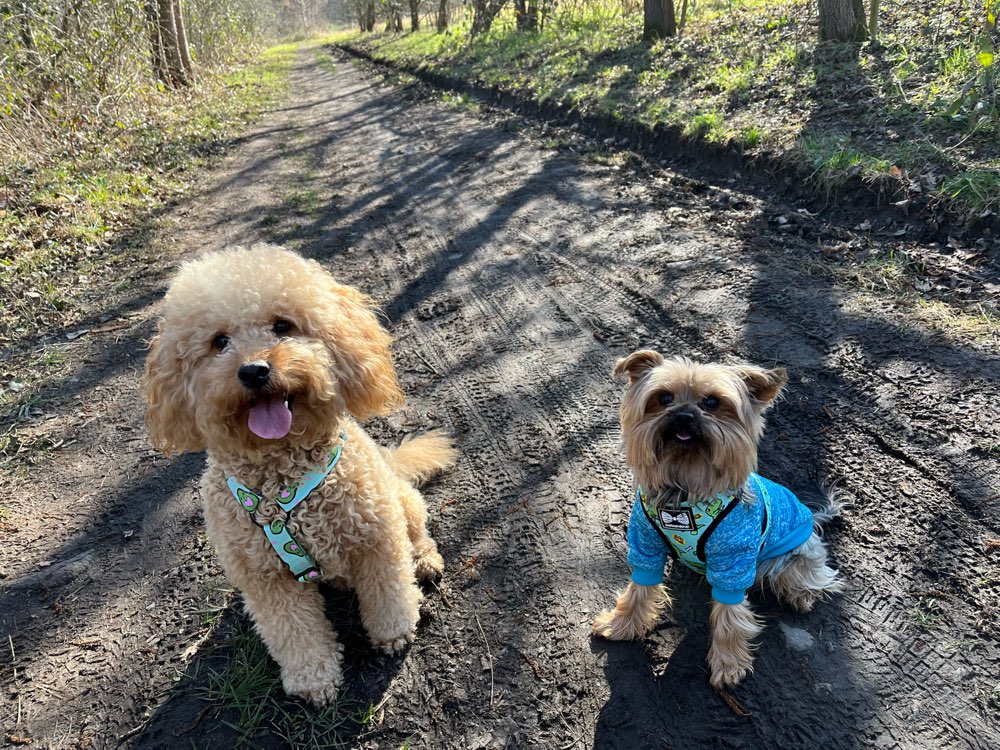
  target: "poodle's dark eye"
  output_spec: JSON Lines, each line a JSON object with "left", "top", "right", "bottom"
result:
{"left": 659, "top": 391, "right": 674, "bottom": 406}
{"left": 273, "top": 319, "right": 293, "bottom": 335}
{"left": 702, "top": 395, "right": 720, "bottom": 411}
{"left": 212, "top": 334, "right": 230, "bottom": 350}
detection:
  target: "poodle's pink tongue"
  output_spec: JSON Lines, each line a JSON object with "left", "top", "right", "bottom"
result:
{"left": 248, "top": 396, "right": 292, "bottom": 440}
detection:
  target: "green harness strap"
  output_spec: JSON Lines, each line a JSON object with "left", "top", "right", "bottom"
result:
{"left": 225, "top": 433, "right": 347, "bottom": 582}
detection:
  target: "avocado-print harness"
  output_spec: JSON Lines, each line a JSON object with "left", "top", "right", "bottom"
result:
{"left": 225, "top": 433, "right": 347, "bottom": 583}
{"left": 636, "top": 483, "right": 767, "bottom": 574}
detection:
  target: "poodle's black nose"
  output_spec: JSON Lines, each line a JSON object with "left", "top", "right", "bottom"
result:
{"left": 238, "top": 361, "right": 270, "bottom": 389}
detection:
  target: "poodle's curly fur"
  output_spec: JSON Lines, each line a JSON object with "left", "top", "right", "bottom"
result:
{"left": 143, "top": 244, "right": 456, "bottom": 705}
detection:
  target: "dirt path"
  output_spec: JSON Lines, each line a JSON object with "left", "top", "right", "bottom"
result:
{"left": 2, "top": 44, "right": 998, "bottom": 750}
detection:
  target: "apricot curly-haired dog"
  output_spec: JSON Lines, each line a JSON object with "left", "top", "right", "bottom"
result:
{"left": 143, "top": 244, "right": 455, "bottom": 705}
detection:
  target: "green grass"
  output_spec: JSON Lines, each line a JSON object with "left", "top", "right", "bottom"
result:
{"left": 441, "top": 91, "right": 481, "bottom": 112}
{"left": 801, "top": 133, "right": 893, "bottom": 185}
{"left": 201, "top": 621, "right": 360, "bottom": 747}
{"left": 741, "top": 125, "right": 764, "bottom": 148}
{"left": 343, "top": 0, "right": 999, "bottom": 216}
{"left": 0, "top": 41, "right": 297, "bottom": 350}
{"left": 942, "top": 168, "right": 1000, "bottom": 213}
{"left": 913, "top": 595, "right": 949, "bottom": 631}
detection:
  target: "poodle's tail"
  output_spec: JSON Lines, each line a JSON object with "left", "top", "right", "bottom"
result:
{"left": 384, "top": 430, "right": 457, "bottom": 486}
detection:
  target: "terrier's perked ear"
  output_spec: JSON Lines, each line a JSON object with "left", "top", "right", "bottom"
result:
{"left": 733, "top": 365, "right": 788, "bottom": 413}
{"left": 613, "top": 349, "right": 665, "bottom": 384}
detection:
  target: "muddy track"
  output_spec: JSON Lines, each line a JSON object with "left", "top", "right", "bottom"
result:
{"left": 1, "top": 45, "right": 998, "bottom": 750}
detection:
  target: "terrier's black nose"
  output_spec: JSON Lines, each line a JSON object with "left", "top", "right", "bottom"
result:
{"left": 238, "top": 361, "right": 270, "bottom": 389}
{"left": 673, "top": 409, "right": 697, "bottom": 426}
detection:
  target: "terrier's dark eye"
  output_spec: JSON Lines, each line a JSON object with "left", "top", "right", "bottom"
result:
{"left": 702, "top": 396, "right": 720, "bottom": 410}
{"left": 212, "top": 334, "right": 230, "bottom": 350}
{"left": 659, "top": 391, "right": 674, "bottom": 406}
{"left": 273, "top": 319, "right": 293, "bottom": 335}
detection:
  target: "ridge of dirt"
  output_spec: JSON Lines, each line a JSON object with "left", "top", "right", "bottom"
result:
{"left": 1, "top": 42, "right": 998, "bottom": 750}
{"left": 337, "top": 40, "right": 1000, "bottom": 248}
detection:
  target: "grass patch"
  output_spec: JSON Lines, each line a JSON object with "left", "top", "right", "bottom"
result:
{"left": 941, "top": 168, "right": 1000, "bottom": 214}
{"left": 0, "top": 42, "right": 297, "bottom": 350}
{"left": 441, "top": 91, "right": 481, "bottom": 113}
{"left": 343, "top": 0, "right": 999, "bottom": 216}
{"left": 801, "top": 132, "right": 893, "bottom": 185}
{"left": 201, "top": 621, "right": 360, "bottom": 747}
{"left": 913, "top": 595, "right": 949, "bottom": 631}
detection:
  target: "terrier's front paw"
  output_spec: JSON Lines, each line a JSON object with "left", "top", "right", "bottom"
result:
{"left": 785, "top": 589, "right": 821, "bottom": 613}
{"left": 281, "top": 645, "right": 345, "bottom": 705}
{"left": 707, "top": 644, "right": 753, "bottom": 689}
{"left": 591, "top": 609, "right": 640, "bottom": 641}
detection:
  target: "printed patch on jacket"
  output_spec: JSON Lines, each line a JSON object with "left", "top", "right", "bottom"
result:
{"left": 658, "top": 506, "right": 696, "bottom": 531}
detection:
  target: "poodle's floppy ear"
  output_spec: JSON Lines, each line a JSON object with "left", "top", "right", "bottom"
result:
{"left": 322, "top": 282, "right": 404, "bottom": 420}
{"left": 733, "top": 364, "right": 788, "bottom": 413}
{"left": 613, "top": 349, "right": 664, "bottom": 384}
{"left": 143, "top": 322, "right": 205, "bottom": 455}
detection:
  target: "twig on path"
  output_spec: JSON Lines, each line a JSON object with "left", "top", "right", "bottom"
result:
{"left": 7, "top": 635, "right": 21, "bottom": 726}
{"left": 715, "top": 687, "right": 751, "bottom": 716}
{"left": 475, "top": 614, "right": 494, "bottom": 707}
{"left": 117, "top": 724, "right": 146, "bottom": 744}
{"left": 173, "top": 705, "right": 212, "bottom": 737}
{"left": 414, "top": 349, "right": 440, "bottom": 376}
{"left": 517, "top": 648, "right": 542, "bottom": 680}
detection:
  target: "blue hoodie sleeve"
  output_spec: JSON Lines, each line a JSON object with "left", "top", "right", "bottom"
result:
{"left": 703, "top": 511, "right": 761, "bottom": 604}
{"left": 626, "top": 497, "right": 669, "bottom": 586}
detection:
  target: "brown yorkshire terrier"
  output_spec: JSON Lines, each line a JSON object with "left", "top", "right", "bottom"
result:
{"left": 592, "top": 350, "right": 844, "bottom": 688}
{"left": 144, "top": 244, "right": 456, "bottom": 705}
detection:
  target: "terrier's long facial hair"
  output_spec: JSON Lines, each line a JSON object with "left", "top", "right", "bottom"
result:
{"left": 614, "top": 350, "right": 787, "bottom": 499}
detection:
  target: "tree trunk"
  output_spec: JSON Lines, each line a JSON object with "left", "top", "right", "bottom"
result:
{"left": 148, "top": 0, "right": 191, "bottom": 86}
{"left": 172, "top": 0, "right": 194, "bottom": 82}
{"left": 868, "top": 0, "right": 879, "bottom": 41}
{"left": 514, "top": 0, "right": 537, "bottom": 31}
{"left": 471, "top": 0, "right": 507, "bottom": 34}
{"left": 145, "top": 0, "right": 168, "bottom": 83}
{"left": 818, "top": 0, "right": 868, "bottom": 42}
{"left": 409, "top": 0, "right": 420, "bottom": 30}
{"left": 643, "top": 0, "right": 676, "bottom": 42}
{"left": 436, "top": 0, "right": 448, "bottom": 31}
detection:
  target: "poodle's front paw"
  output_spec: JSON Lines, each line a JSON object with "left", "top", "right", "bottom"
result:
{"left": 413, "top": 541, "right": 444, "bottom": 582}
{"left": 707, "top": 644, "right": 754, "bottom": 689}
{"left": 281, "top": 646, "right": 345, "bottom": 705}
{"left": 372, "top": 628, "right": 415, "bottom": 655}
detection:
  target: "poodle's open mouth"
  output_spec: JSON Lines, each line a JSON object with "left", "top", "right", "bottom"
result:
{"left": 247, "top": 393, "right": 293, "bottom": 440}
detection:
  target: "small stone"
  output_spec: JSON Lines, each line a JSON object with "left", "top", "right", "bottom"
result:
{"left": 779, "top": 623, "right": 815, "bottom": 652}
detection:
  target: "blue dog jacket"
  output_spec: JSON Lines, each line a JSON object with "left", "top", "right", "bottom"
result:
{"left": 627, "top": 473, "right": 815, "bottom": 604}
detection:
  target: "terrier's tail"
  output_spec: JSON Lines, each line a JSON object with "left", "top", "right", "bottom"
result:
{"left": 384, "top": 430, "right": 458, "bottom": 486}
{"left": 798, "top": 478, "right": 850, "bottom": 534}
